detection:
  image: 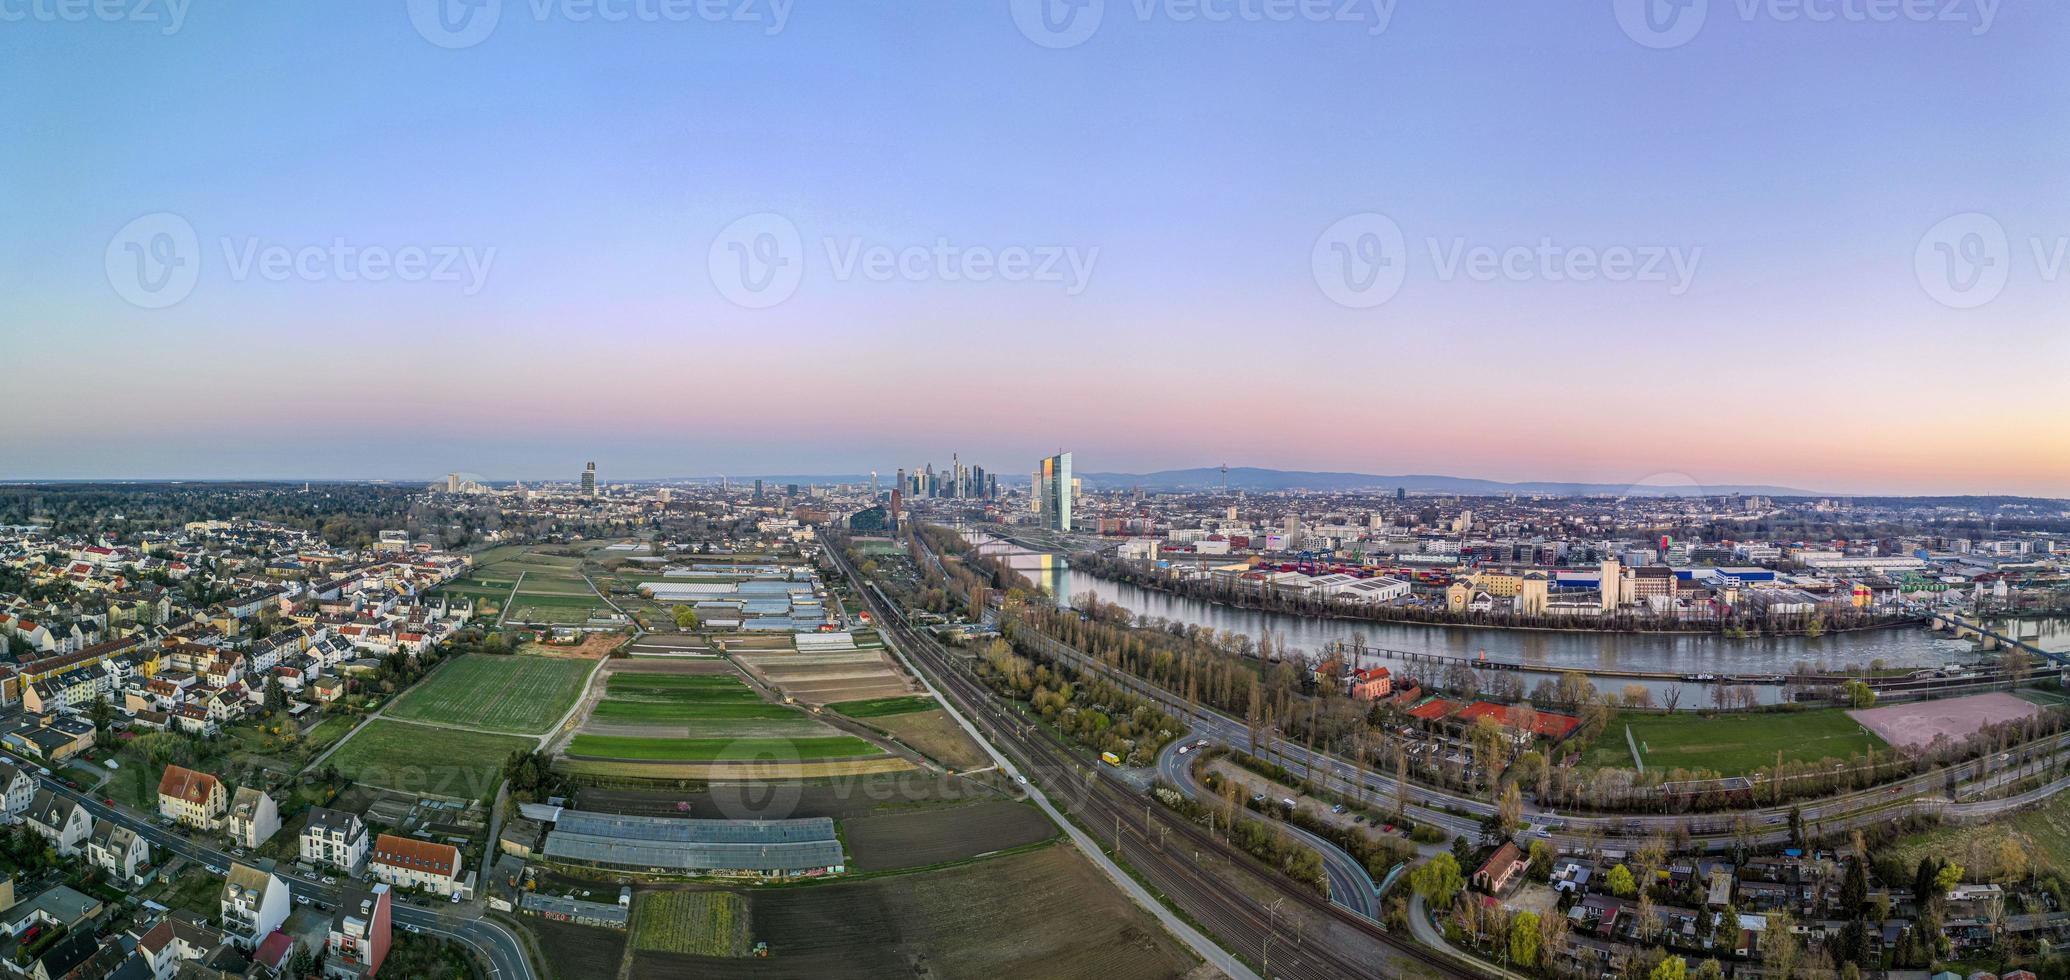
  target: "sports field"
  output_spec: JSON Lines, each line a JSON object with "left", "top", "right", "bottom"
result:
{"left": 1587, "top": 709, "right": 1889, "bottom": 775}
{"left": 566, "top": 734, "right": 881, "bottom": 761}
{"left": 326, "top": 719, "right": 533, "bottom": 800}
{"left": 386, "top": 654, "right": 594, "bottom": 735}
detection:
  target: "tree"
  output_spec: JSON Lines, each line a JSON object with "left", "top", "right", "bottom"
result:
{"left": 1933, "top": 862, "right": 1964, "bottom": 894}
{"left": 1508, "top": 910, "right": 1541, "bottom": 967}
{"left": 1760, "top": 912, "right": 1801, "bottom": 979}
{"left": 1692, "top": 959, "right": 1725, "bottom": 980}
{"left": 263, "top": 674, "right": 285, "bottom": 713}
{"left": 1650, "top": 956, "right": 1687, "bottom": 980}
{"left": 1840, "top": 858, "right": 1868, "bottom": 916}
{"left": 1606, "top": 863, "right": 1637, "bottom": 897}
{"left": 1497, "top": 782, "right": 1523, "bottom": 835}
{"left": 1842, "top": 679, "right": 1876, "bottom": 708}
{"left": 89, "top": 694, "right": 114, "bottom": 733}
{"left": 1410, "top": 852, "right": 1465, "bottom": 909}
{"left": 672, "top": 605, "right": 700, "bottom": 629}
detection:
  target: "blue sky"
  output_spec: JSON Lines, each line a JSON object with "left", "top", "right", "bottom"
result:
{"left": 2, "top": 1, "right": 2065, "bottom": 493}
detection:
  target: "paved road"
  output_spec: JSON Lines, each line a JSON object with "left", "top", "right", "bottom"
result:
{"left": 1156, "top": 737, "right": 1381, "bottom": 922}
{"left": 35, "top": 775, "right": 534, "bottom": 980}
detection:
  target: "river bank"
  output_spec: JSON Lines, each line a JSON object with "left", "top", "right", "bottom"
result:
{"left": 1069, "top": 550, "right": 1920, "bottom": 640}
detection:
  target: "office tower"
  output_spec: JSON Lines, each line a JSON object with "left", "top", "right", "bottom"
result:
{"left": 754, "top": 478, "right": 763, "bottom": 501}
{"left": 1039, "top": 452, "right": 1073, "bottom": 532}
{"left": 446, "top": 473, "right": 459, "bottom": 493}
{"left": 581, "top": 462, "right": 596, "bottom": 497}
{"left": 870, "top": 471, "right": 878, "bottom": 495}
{"left": 1396, "top": 486, "right": 1406, "bottom": 501}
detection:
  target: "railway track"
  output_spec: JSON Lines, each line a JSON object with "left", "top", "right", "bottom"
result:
{"left": 835, "top": 548, "right": 1489, "bottom": 980}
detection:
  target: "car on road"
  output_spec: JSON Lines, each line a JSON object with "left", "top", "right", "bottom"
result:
{"left": 322, "top": 876, "right": 335, "bottom": 884}
{"left": 1533, "top": 828, "right": 1553, "bottom": 839}
{"left": 1177, "top": 745, "right": 1190, "bottom": 755}
{"left": 102, "top": 798, "right": 113, "bottom": 807}
{"left": 1330, "top": 804, "right": 1346, "bottom": 814}
{"left": 1766, "top": 816, "right": 1785, "bottom": 825}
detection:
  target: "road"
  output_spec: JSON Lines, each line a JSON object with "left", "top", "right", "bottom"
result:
{"left": 1157, "top": 737, "right": 1381, "bottom": 922}
{"left": 34, "top": 775, "right": 534, "bottom": 980}
{"left": 830, "top": 542, "right": 1487, "bottom": 980}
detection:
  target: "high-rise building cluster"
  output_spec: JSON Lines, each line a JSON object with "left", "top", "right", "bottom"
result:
{"left": 896, "top": 452, "right": 998, "bottom": 502}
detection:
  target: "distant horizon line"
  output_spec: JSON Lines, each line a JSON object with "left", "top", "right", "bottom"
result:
{"left": 1, "top": 469, "right": 2064, "bottom": 502}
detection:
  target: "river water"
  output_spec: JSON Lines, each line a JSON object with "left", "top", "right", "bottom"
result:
{"left": 971, "top": 537, "right": 1989, "bottom": 705}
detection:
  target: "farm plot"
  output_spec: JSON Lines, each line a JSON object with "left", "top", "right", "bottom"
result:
{"left": 841, "top": 800, "right": 1057, "bottom": 871}
{"left": 830, "top": 695, "right": 936, "bottom": 719}
{"left": 506, "top": 592, "right": 615, "bottom": 625}
{"left": 325, "top": 720, "right": 533, "bottom": 801}
{"left": 735, "top": 649, "right": 914, "bottom": 705}
{"left": 632, "top": 891, "right": 752, "bottom": 957}
{"left": 520, "top": 914, "right": 626, "bottom": 980}
{"left": 386, "top": 654, "right": 594, "bottom": 735}
{"left": 629, "top": 845, "right": 1196, "bottom": 980}
{"left": 566, "top": 734, "right": 880, "bottom": 761}
{"left": 861, "top": 709, "right": 991, "bottom": 771}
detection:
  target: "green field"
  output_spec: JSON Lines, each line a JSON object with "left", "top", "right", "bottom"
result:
{"left": 1587, "top": 709, "right": 1888, "bottom": 775}
{"left": 605, "top": 675, "right": 762, "bottom": 703}
{"left": 591, "top": 700, "right": 795, "bottom": 722}
{"left": 632, "top": 891, "right": 750, "bottom": 957}
{"left": 386, "top": 654, "right": 595, "bottom": 734}
{"left": 325, "top": 719, "right": 534, "bottom": 800}
{"left": 831, "top": 695, "right": 937, "bottom": 718}
{"left": 566, "top": 734, "right": 880, "bottom": 761}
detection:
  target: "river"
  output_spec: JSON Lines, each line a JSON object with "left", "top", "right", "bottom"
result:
{"left": 971, "top": 536, "right": 1989, "bottom": 705}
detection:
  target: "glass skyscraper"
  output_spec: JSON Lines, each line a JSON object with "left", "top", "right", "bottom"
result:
{"left": 1039, "top": 452, "right": 1072, "bottom": 532}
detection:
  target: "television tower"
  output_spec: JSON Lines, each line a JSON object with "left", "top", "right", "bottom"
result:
{"left": 1220, "top": 462, "right": 1229, "bottom": 491}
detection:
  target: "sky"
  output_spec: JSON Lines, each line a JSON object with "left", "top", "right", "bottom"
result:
{"left": 2, "top": 1, "right": 2066, "bottom": 495}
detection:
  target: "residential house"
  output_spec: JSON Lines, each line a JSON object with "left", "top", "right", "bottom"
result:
{"left": 324, "top": 884, "right": 392, "bottom": 979}
{"left": 300, "top": 807, "right": 368, "bottom": 872}
{"left": 227, "top": 786, "right": 279, "bottom": 848}
{"left": 24, "top": 789, "right": 92, "bottom": 857}
{"left": 367, "top": 834, "right": 464, "bottom": 897}
{"left": 219, "top": 862, "right": 290, "bottom": 949}
{"left": 1473, "top": 841, "right": 1527, "bottom": 896}
{"left": 157, "top": 765, "right": 226, "bottom": 830}
{"left": 0, "top": 760, "right": 37, "bottom": 820}
{"left": 87, "top": 818, "right": 151, "bottom": 885}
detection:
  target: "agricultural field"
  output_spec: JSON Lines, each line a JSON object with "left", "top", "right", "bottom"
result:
{"left": 519, "top": 914, "right": 626, "bottom": 980}
{"left": 324, "top": 719, "right": 533, "bottom": 801}
{"left": 566, "top": 734, "right": 879, "bottom": 761}
{"left": 632, "top": 891, "right": 752, "bottom": 958}
{"left": 1586, "top": 709, "right": 1888, "bottom": 775}
{"left": 859, "top": 708, "right": 991, "bottom": 771}
{"left": 629, "top": 845, "right": 1197, "bottom": 979}
{"left": 385, "top": 654, "right": 595, "bottom": 735}
{"left": 734, "top": 647, "right": 914, "bottom": 705}
{"left": 829, "top": 695, "right": 936, "bottom": 718}
{"left": 841, "top": 800, "right": 1057, "bottom": 871}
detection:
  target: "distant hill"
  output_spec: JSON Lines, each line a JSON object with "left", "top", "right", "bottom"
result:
{"left": 1075, "top": 466, "right": 1822, "bottom": 497}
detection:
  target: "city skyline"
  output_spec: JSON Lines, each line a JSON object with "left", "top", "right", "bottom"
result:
{"left": 5, "top": 3, "right": 2066, "bottom": 495}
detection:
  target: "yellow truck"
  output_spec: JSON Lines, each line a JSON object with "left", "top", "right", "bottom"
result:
{"left": 1100, "top": 751, "right": 1122, "bottom": 766}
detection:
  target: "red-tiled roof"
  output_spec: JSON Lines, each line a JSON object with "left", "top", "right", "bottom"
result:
{"left": 158, "top": 765, "right": 219, "bottom": 804}
{"left": 370, "top": 834, "right": 459, "bottom": 878}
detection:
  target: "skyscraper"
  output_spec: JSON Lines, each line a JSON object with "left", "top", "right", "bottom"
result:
{"left": 581, "top": 462, "right": 596, "bottom": 497}
{"left": 1039, "top": 452, "right": 1073, "bottom": 532}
